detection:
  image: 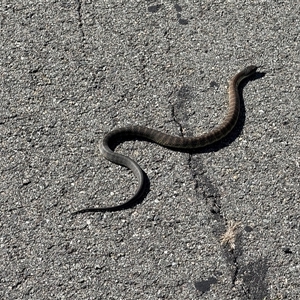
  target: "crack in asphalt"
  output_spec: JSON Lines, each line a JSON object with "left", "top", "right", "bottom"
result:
{"left": 75, "top": 0, "right": 85, "bottom": 38}
{"left": 171, "top": 87, "right": 250, "bottom": 294}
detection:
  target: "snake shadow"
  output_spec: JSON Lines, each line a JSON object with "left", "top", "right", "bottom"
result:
{"left": 106, "top": 71, "right": 265, "bottom": 211}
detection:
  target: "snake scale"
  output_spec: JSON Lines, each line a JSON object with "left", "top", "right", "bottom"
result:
{"left": 73, "top": 66, "right": 258, "bottom": 214}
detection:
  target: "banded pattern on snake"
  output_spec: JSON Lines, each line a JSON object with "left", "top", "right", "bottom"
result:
{"left": 73, "top": 66, "right": 258, "bottom": 214}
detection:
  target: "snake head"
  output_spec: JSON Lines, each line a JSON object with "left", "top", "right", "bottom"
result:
{"left": 243, "top": 65, "right": 259, "bottom": 76}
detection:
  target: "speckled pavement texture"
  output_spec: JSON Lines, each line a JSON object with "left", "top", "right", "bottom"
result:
{"left": 0, "top": 1, "right": 299, "bottom": 299}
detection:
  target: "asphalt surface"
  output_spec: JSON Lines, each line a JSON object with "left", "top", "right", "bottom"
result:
{"left": 0, "top": 1, "right": 299, "bottom": 299}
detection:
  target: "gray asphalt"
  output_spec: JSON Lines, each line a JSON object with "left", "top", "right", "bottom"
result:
{"left": 0, "top": 1, "right": 299, "bottom": 299}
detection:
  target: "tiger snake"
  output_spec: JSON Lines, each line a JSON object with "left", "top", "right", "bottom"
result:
{"left": 73, "top": 66, "right": 258, "bottom": 214}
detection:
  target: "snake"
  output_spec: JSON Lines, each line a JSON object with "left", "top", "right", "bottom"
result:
{"left": 72, "top": 65, "right": 258, "bottom": 214}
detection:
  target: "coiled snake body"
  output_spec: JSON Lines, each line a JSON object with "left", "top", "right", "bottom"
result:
{"left": 73, "top": 66, "right": 258, "bottom": 214}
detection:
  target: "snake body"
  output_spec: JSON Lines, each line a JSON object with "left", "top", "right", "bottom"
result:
{"left": 73, "top": 66, "right": 258, "bottom": 214}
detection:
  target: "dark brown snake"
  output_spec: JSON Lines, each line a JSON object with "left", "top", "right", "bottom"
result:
{"left": 73, "top": 66, "right": 258, "bottom": 214}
